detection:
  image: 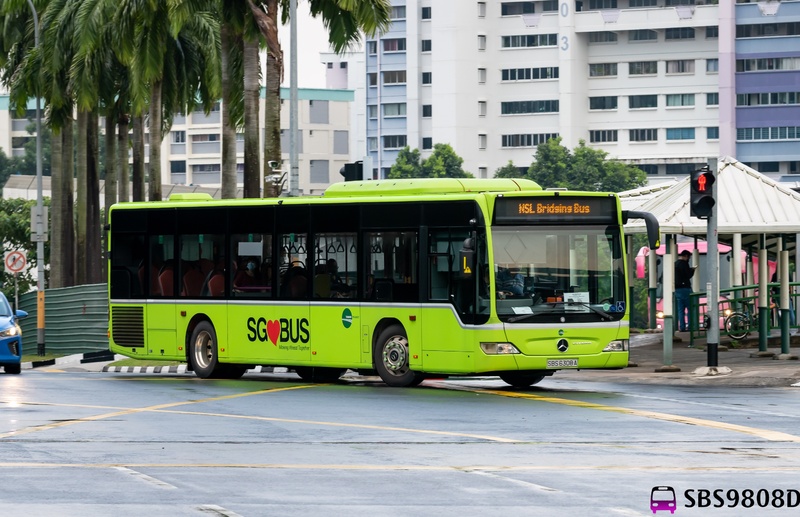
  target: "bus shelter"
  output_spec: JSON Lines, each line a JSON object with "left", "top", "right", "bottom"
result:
{"left": 621, "top": 157, "right": 800, "bottom": 363}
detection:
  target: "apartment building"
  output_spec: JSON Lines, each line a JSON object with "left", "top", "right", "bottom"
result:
{"left": 357, "top": 0, "right": 800, "bottom": 180}
{"left": 1, "top": 87, "right": 354, "bottom": 196}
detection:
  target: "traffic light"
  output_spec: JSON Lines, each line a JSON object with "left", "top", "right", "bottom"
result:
{"left": 690, "top": 165, "right": 715, "bottom": 219}
{"left": 340, "top": 161, "right": 363, "bottom": 181}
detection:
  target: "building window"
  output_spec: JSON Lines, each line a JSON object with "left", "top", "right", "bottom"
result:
{"left": 589, "top": 32, "right": 618, "bottom": 44}
{"left": 422, "top": 6, "right": 432, "bottom": 19}
{"left": 383, "top": 135, "right": 408, "bottom": 149}
{"left": 422, "top": 137, "right": 433, "bottom": 150}
{"left": 630, "top": 0, "right": 658, "bottom": 6}
{"left": 541, "top": 0, "right": 558, "bottom": 10}
{"left": 589, "top": 63, "right": 618, "bottom": 77}
{"left": 390, "top": 5, "right": 406, "bottom": 19}
{"left": 368, "top": 73, "right": 377, "bottom": 86}
{"left": 383, "top": 38, "right": 407, "bottom": 53}
{"left": 422, "top": 105, "right": 432, "bottom": 117}
{"left": 367, "top": 105, "right": 378, "bottom": 119}
{"left": 367, "top": 137, "right": 378, "bottom": 151}
{"left": 478, "top": 101, "right": 487, "bottom": 117}
{"left": 588, "top": 0, "right": 618, "bottom": 7}
{"left": 737, "top": 127, "right": 800, "bottom": 141}
{"left": 736, "top": 92, "right": 800, "bottom": 106}
{"left": 501, "top": 2, "right": 535, "bottom": 15}
{"left": 422, "top": 72, "right": 432, "bottom": 84}
{"left": 737, "top": 58, "right": 800, "bottom": 72}
{"left": 479, "top": 134, "right": 487, "bottom": 149}
{"left": 706, "top": 59, "right": 719, "bottom": 73}
{"left": 589, "top": 130, "right": 618, "bottom": 143}
{"left": 309, "top": 160, "right": 329, "bottom": 184}
{"left": 666, "top": 94, "right": 695, "bottom": 107}
{"left": 478, "top": 2, "right": 486, "bottom": 17}
{"left": 589, "top": 96, "right": 618, "bottom": 110}
{"left": 422, "top": 39, "right": 432, "bottom": 52}
{"left": 629, "top": 29, "right": 657, "bottom": 42}
{"left": 501, "top": 133, "right": 559, "bottom": 148}
{"left": 172, "top": 131, "right": 186, "bottom": 143}
{"left": 707, "top": 127, "right": 719, "bottom": 140}
{"left": 666, "top": 59, "right": 695, "bottom": 74}
{"left": 737, "top": 22, "right": 800, "bottom": 38}
{"left": 478, "top": 35, "right": 486, "bottom": 51}
{"left": 706, "top": 26, "right": 719, "bottom": 39}
{"left": 666, "top": 128, "right": 695, "bottom": 140}
{"left": 478, "top": 167, "right": 488, "bottom": 178}
{"left": 478, "top": 68, "right": 486, "bottom": 83}
{"left": 383, "top": 103, "right": 407, "bottom": 118}
{"left": 665, "top": 28, "right": 695, "bottom": 40}
{"left": 502, "top": 34, "right": 558, "bottom": 48}
{"left": 707, "top": 93, "right": 719, "bottom": 106}
{"left": 367, "top": 41, "right": 377, "bottom": 55}
{"left": 191, "top": 133, "right": 220, "bottom": 142}
{"left": 629, "top": 129, "right": 658, "bottom": 142}
{"left": 340, "top": 62, "right": 347, "bottom": 69}
{"left": 383, "top": 70, "right": 407, "bottom": 84}
{"left": 501, "top": 100, "right": 559, "bottom": 114}
{"left": 327, "top": 62, "right": 333, "bottom": 69}
{"left": 629, "top": 95, "right": 657, "bottom": 109}
{"left": 629, "top": 61, "right": 658, "bottom": 75}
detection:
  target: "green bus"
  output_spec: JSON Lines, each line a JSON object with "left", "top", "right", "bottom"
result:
{"left": 107, "top": 178, "right": 659, "bottom": 387}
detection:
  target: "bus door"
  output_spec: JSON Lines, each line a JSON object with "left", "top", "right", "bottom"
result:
{"left": 309, "top": 232, "right": 360, "bottom": 365}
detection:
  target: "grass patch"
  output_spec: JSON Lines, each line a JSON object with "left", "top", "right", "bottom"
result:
{"left": 108, "top": 358, "right": 183, "bottom": 367}
{"left": 22, "top": 353, "right": 65, "bottom": 363}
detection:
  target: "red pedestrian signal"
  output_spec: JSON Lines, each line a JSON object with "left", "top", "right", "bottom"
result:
{"left": 690, "top": 165, "right": 715, "bottom": 219}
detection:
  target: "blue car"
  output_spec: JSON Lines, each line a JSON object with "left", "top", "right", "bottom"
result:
{"left": 0, "top": 292, "right": 27, "bottom": 374}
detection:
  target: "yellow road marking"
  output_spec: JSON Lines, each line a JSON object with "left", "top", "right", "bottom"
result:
{"left": 475, "top": 388, "right": 800, "bottom": 443}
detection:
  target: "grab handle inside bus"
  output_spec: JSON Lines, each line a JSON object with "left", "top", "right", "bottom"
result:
{"left": 622, "top": 210, "right": 660, "bottom": 250}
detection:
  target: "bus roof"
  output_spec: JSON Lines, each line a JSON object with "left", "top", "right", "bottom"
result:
{"left": 323, "top": 178, "right": 542, "bottom": 198}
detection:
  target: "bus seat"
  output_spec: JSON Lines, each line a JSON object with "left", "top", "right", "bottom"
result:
{"left": 182, "top": 268, "right": 205, "bottom": 297}
{"left": 158, "top": 268, "right": 174, "bottom": 297}
{"left": 374, "top": 279, "right": 393, "bottom": 302}
{"left": 207, "top": 273, "right": 224, "bottom": 297}
{"left": 313, "top": 274, "right": 331, "bottom": 298}
{"left": 138, "top": 264, "right": 160, "bottom": 296}
{"left": 288, "top": 273, "right": 308, "bottom": 299}
{"left": 198, "top": 258, "right": 214, "bottom": 276}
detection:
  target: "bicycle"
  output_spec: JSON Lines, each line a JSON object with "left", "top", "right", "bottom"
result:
{"left": 724, "top": 308, "right": 759, "bottom": 340}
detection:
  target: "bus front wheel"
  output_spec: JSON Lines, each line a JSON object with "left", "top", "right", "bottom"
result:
{"left": 499, "top": 371, "right": 545, "bottom": 388}
{"left": 189, "top": 321, "right": 223, "bottom": 379}
{"left": 374, "top": 324, "right": 424, "bottom": 387}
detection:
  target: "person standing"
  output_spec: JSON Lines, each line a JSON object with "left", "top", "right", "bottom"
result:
{"left": 675, "top": 250, "right": 695, "bottom": 332}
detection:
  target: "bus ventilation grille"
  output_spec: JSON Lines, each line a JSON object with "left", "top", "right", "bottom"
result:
{"left": 112, "top": 306, "right": 145, "bottom": 347}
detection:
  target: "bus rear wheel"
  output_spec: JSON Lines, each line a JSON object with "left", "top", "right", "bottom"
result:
{"left": 294, "top": 366, "right": 345, "bottom": 383}
{"left": 374, "top": 324, "right": 424, "bottom": 387}
{"left": 499, "top": 371, "right": 545, "bottom": 388}
{"left": 189, "top": 321, "right": 225, "bottom": 379}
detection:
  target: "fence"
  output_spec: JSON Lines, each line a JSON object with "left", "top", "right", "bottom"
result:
{"left": 18, "top": 283, "right": 108, "bottom": 355}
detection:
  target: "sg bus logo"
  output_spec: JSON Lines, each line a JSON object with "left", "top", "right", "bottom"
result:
{"left": 247, "top": 317, "right": 310, "bottom": 345}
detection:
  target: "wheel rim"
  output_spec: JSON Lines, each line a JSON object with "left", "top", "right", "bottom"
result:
{"left": 382, "top": 335, "right": 409, "bottom": 377}
{"left": 193, "top": 329, "right": 214, "bottom": 370}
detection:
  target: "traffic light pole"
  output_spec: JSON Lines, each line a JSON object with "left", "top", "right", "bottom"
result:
{"left": 706, "top": 160, "right": 720, "bottom": 368}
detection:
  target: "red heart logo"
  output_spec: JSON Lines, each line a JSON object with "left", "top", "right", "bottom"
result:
{"left": 267, "top": 320, "right": 280, "bottom": 346}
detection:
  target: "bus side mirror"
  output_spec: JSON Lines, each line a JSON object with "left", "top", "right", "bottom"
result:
{"left": 459, "top": 238, "right": 474, "bottom": 279}
{"left": 623, "top": 210, "right": 661, "bottom": 250}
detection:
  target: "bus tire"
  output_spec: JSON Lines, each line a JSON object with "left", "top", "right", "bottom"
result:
{"left": 294, "top": 366, "right": 345, "bottom": 383}
{"left": 189, "top": 321, "right": 223, "bottom": 379}
{"left": 499, "top": 371, "right": 545, "bottom": 388}
{"left": 374, "top": 324, "right": 424, "bottom": 387}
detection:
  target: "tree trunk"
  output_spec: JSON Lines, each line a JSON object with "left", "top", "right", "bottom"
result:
{"left": 243, "top": 36, "right": 260, "bottom": 198}
{"left": 118, "top": 115, "right": 130, "bottom": 202}
{"left": 75, "top": 111, "right": 88, "bottom": 285}
{"left": 88, "top": 111, "right": 102, "bottom": 284}
{"left": 220, "top": 23, "right": 238, "bottom": 199}
{"left": 104, "top": 114, "right": 117, "bottom": 220}
{"left": 61, "top": 118, "right": 75, "bottom": 287}
{"left": 49, "top": 128, "right": 65, "bottom": 288}
{"left": 263, "top": 0, "right": 282, "bottom": 198}
{"left": 132, "top": 115, "right": 145, "bottom": 202}
{"left": 148, "top": 81, "right": 163, "bottom": 201}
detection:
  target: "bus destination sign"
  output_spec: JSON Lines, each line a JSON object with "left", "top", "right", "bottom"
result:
{"left": 494, "top": 196, "right": 618, "bottom": 225}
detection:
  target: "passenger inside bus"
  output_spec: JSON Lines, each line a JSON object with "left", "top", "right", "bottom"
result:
{"left": 496, "top": 266, "right": 525, "bottom": 298}
{"left": 233, "top": 257, "right": 265, "bottom": 291}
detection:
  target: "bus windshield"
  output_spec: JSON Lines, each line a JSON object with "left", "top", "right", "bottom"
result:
{"left": 490, "top": 225, "right": 625, "bottom": 323}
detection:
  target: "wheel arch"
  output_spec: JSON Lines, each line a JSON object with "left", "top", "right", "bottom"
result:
{"left": 184, "top": 313, "right": 214, "bottom": 367}
{"left": 371, "top": 317, "right": 404, "bottom": 366}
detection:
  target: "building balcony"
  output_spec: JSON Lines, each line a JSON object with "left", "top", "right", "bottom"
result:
{"left": 574, "top": 5, "right": 719, "bottom": 33}
{"left": 736, "top": 1, "right": 800, "bottom": 24}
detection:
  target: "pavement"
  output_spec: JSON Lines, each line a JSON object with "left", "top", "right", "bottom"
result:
{"left": 21, "top": 331, "right": 800, "bottom": 388}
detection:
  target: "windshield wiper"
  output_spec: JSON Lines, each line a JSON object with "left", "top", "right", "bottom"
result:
{"left": 507, "top": 301, "right": 614, "bottom": 323}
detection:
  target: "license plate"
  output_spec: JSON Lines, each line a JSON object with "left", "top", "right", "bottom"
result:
{"left": 547, "top": 359, "right": 578, "bottom": 368}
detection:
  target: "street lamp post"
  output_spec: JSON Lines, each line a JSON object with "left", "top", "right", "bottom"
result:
{"left": 27, "top": 0, "right": 46, "bottom": 356}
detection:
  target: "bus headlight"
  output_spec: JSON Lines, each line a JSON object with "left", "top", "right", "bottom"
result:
{"left": 603, "top": 340, "right": 628, "bottom": 352}
{"left": 480, "top": 342, "right": 521, "bottom": 355}
{"left": 723, "top": 308, "right": 732, "bottom": 317}
{"left": 656, "top": 311, "right": 664, "bottom": 319}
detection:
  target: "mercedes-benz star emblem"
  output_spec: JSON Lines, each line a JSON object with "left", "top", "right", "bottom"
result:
{"left": 556, "top": 339, "right": 569, "bottom": 353}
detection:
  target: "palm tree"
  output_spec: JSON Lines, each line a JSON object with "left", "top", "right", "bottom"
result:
{"left": 248, "top": 0, "right": 391, "bottom": 196}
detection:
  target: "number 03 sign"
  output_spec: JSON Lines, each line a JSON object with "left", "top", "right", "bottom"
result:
{"left": 4, "top": 250, "right": 27, "bottom": 273}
